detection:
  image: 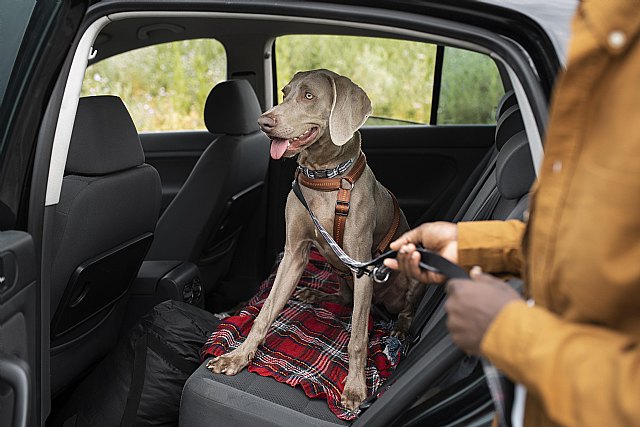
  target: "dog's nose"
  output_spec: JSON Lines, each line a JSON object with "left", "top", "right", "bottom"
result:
{"left": 258, "top": 115, "right": 277, "bottom": 132}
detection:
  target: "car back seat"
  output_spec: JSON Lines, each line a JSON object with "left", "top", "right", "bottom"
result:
{"left": 179, "top": 94, "right": 536, "bottom": 427}
{"left": 453, "top": 102, "right": 524, "bottom": 222}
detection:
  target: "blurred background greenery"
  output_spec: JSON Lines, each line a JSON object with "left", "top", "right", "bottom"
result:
{"left": 82, "top": 35, "right": 503, "bottom": 131}
{"left": 276, "top": 35, "right": 436, "bottom": 125}
{"left": 82, "top": 39, "right": 226, "bottom": 130}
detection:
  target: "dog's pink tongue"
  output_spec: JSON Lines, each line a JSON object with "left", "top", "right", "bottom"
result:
{"left": 270, "top": 139, "right": 289, "bottom": 160}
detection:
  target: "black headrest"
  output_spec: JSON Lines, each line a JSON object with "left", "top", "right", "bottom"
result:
{"left": 496, "top": 131, "right": 535, "bottom": 200}
{"left": 204, "top": 80, "right": 262, "bottom": 135}
{"left": 495, "top": 90, "right": 517, "bottom": 120}
{"left": 66, "top": 96, "right": 144, "bottom": 176}
{"left": 495, "top": 105, "right": 524, "bottom": 151}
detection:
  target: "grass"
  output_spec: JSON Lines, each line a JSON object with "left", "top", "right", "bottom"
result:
{"left": 82, "top": 36, "right": 504, "bottom": 131}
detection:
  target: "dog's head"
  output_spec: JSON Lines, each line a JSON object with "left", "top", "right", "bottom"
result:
{"left": 258, "top": 69, "right": 372, "bottom": 160}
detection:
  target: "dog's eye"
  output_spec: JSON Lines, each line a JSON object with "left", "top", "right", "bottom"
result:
{"left": 304, "top": 92, "right": 314, "bottom": 100}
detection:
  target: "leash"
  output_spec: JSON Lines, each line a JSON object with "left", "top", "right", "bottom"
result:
{"left": 292, "top": 178, "right": 394, "bottom": 282}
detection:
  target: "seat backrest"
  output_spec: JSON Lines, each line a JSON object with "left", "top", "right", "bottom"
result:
{"left": 495, "top": 90, "right": 516, "bottom": 121}
{"left": 493, "top": 130, "right": 535, "bottom": 220}
{"left": 146, "top": 80, "right": 269, "bottom": 293}
{"left": 50, "top": 96, "right": 161, "bottom": 393}
{"left": 455, "top": 104, "right": 525, "bottom": 222}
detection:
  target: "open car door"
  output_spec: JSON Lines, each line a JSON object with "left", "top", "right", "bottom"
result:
{"left": 0, "top": 232, "right": 38, "bottom": 427}
{"left": 0, "top": 1, "right": 88, "bottom": 425}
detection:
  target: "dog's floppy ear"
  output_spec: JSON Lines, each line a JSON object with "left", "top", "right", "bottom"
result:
{"left": 327, "top": 74, "right": 372, "bottom": 146}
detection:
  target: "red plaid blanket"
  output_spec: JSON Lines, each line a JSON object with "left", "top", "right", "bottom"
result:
{"left": 201, "top": 248, "right": 402, "bottom": 420}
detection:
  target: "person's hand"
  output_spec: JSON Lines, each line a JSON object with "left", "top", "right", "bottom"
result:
{"left": 383, "top": 222, "right": 458, "bottom": 283}
{"left": 445, "top": 267, "right": 522, "bottom": 354}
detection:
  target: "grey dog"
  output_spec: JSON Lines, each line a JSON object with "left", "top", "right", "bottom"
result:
{"left": 208, "top": 69, "right": 424, "bottom": 410}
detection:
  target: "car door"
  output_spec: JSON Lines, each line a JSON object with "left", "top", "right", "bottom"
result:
{"left": 0, "top": 1, "right": 88, "bottom": 425}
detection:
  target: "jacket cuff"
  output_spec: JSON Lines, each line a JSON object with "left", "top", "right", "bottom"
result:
{"left": 457, "top": 220, "right": 525, "bottom": 274}
{"left": 480, "top": 300, "right": 547, "bottom": 386}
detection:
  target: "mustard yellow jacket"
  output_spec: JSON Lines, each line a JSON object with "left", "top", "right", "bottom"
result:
{"left": 457, "top": 1, "right": 640, "bottom": 426}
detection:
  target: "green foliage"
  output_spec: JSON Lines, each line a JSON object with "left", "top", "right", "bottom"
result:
{"left": 437, "top": 49, "right": 504, "bottom": 124}
{"left": 276, "top": 35, "right": 436, "bottom": 124}
{"left": 81, "top": 35, "right": 504, "bottom": 131}
{"left": 81, "top": 39, "right": 226, "bottom": 131}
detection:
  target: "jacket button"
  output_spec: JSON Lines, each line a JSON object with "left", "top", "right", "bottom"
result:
{"left": 608, "top": 30, "right": 626, "bottom": 49}
{"left": 552, "top": 160, "right": 562, "bottom": 173}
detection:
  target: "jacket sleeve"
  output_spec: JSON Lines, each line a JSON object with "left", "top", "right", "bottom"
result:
{"left": 482, "top": 301, "right": 640, "bottom": 427}
{"left": 457, "top": 220, "right": 525, "bottom": 276}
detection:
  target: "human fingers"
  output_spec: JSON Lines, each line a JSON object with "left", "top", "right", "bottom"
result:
{"left": 445, "top": 277, "right": 486, "bottom": 354}
{"left": 383, "top": 258, "right": 399, "bottom": 270}
{"left": 394, "top": 244, "right": 432, "bottom": 283}
{"left": 445, "top": 272, "right": 522, "bottom": 354}
{"left": 390, "top": 227, "right": 423, "bottom": 251}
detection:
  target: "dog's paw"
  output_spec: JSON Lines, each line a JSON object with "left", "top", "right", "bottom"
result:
{"left": 341, "top": 375, "right": 368, "bottom": 411}
{"left": 391, "top": 316, "right": 411, "bottom": 341}
{"left": 206, "top": 348, "right": 254, "bottom": 376}
{"left": 390, "top": 328, "right": 406, "bottom": 341}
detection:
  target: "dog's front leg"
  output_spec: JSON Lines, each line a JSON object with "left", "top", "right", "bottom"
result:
{"left": 341, "top": 273, "right": 373, "bottom": 411}
{"left": 208, "top": 243, "right": 311, "bottom": 375}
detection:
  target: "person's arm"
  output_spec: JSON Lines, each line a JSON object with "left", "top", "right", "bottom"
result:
{"left": 384, "top": 219, "right": 526, "bottom": 282}
{"left": 457, "top": 219, "right": 525, "bottom": 275}
{"left": 482, "top": 301, "right": 640, "bottom": 427}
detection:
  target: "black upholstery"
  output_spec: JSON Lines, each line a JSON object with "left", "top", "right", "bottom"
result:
{"left": 458, "top": 108, "right": 533, "bottom": 222}
{"left": 180, "top": 362, "right": 348, "bottom": 427}
{"left": 65, "top": 95, "right": 145, "bottom": 175}
{"left": 496, "top": 131, "right": 535, "bottom": 200}
{"left": 50, "top": 96, "right": 161, "bottom": 394}
{"left": 204, "top": 80, "right": 263, "bottom": 135}
{"left": 455, "top": 104, "right": 527, "bottom": 222}
{"left": 495, "top": 105, "right": 524, "bottom": 151}
{"left": 146, "top": 80, "right": 270, "bottom": 295}
{"left": 495, "top": 90, "right": 516, "bottom": 120}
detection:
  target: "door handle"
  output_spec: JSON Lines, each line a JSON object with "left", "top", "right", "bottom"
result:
{"left": 0, "top": 355, "right": 30, "bottom": 427}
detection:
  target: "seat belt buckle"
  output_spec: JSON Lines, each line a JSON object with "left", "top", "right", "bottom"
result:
{"left": 402, "top": 333, "right": 420, "bottom": 357}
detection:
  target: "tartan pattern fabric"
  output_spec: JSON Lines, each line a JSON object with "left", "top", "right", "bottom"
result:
{"left": 201, "top": 248, "right": 402, "bottom": 420}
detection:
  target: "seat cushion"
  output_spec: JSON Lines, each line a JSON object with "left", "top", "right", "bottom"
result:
{"left": 180, "top": 361, "right": 348, "bottom": 427}
{"left": 199, "top": 249, "right": 401, "bottom": 420}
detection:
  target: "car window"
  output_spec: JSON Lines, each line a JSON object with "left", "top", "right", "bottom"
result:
{"left": 81, "top": 39, "right": 226, "bottom": 131}
{"left": 0, "top": 0, "right": 36, "bottom": 104}
{"left": 437, "top": 47, "right": 504, "bottom": 125}
{"left": 275, "top": 35, "right": 504, "bottom": 126}
{"left": 275, "top": 35, "right": 436, "bottom": 126}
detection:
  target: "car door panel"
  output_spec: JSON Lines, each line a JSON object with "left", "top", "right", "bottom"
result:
{"left": 0, "top": 231, "right": 39, "bottom": 427}
{"left": 140, "top": 131, "right": 215, "bottom": 212}
{"left": 361, "top": 124, "right": 494, "bottom": 225}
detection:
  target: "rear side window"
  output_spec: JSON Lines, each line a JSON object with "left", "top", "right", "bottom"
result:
{"left": 437, "top": 48, "right": 504, "bottom": 124}
{"left": 274, "top": 35, "right": 504, "bottom": 126}
{"left": 81, "top": 39, "right": 226, "bottom": 131}
{"left": 276, "top": 35, "right": 436, "bottom": 126}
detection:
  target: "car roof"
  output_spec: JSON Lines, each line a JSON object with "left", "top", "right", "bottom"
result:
{"left": 478, "top": 0, "right": 578, "bottom": 63}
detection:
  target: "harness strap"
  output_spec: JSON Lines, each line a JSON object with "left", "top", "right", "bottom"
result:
{"left": 374, "top": 191, "right": 401, "bottom": 256}
{"left": 298, "top": 152, "right": 367, "bottom": 248}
